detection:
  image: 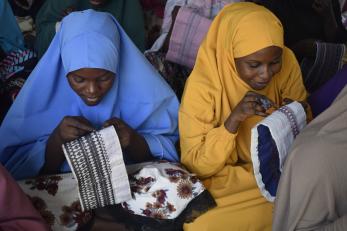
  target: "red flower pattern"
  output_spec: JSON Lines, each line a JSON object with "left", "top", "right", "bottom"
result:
{"left": 122, "top": 162, "right": 203, "bottom": 219}
{"left": 25, "top": 175, "right": 63, "bottom": 196}
{"left": 27, "top": 196, "right": 55, "bottom": 227}
{"left": 60, "top": 201, "right": 92, "bottom": 229}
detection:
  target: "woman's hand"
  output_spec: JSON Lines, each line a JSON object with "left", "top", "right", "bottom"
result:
{"left": 224, "top": 91, "right": 276, "bottom": 133}
{"left": 103, "top": 118, "right": 152, "bottom": 162}
{"left": 42, "top": 116, "right": 93, "bottom": 175}
{"left": 54, "top": 116, "right": 94, "bottom": 144}
{"left": 282, "top": 98, "right": 309, "bottom": 113}
{"left": 103, "top": 118, "right": 135, "bottom": 150}
{"left": 62, "top": 6, "right": 75, "bottom": 18}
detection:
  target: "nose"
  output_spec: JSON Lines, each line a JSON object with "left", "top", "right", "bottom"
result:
{"left": 86, "top": 82, "right": 98, "bottom": 95}
{"left": 259, "top": 65, "right": 273, "bottom": 82}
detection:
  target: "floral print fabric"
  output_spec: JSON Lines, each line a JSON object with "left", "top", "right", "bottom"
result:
{"left": 122, "top": 161, "right": 205, "bottom": 219}
{"left": 18, "top": 173, "right": 92, "bottom": 231}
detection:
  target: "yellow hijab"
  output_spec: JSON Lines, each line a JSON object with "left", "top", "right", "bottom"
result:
{"left": 180, "top": 2, "right": 308, "bottom": 166}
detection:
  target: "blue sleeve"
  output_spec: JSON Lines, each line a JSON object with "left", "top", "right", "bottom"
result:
{"left": 142, "top": 133, "right": 179, "bottom": 162}
{"left": 1, "top": 137, "right": 48, "bottom": 180}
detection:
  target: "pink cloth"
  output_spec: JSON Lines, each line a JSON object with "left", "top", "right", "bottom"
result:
{"left": 166, "top": 7, "right": 212, "bottom": 68}
{"left": 149, "top": 0, "right": 239, "bottom": 52}
{"left": 0, "top": 164, "right": 49, "bottom": 231}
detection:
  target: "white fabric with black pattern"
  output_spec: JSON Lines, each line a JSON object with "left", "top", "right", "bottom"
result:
{"left": 63, "top": 126, "right": 131, "bottom": 211}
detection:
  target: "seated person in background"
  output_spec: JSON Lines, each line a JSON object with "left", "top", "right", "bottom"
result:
{"left": 179, "top": 3, "right": 310, "bottom": 230}
{"left": 0, "top": 9, "right": 179, "bottom": 180}
{"left": 273, "top": 85, "right": 347, "bottom": 231}
{"left": 0, "top": 163, "right": 50, "bottom": 231}
{"left": 258, "top": 0, "right": 347, "bottom": 92}
{"left": 9, "top": 0, "right": 45, "bottom": 19}
{"left": 0, "top": 0, "right": 38, "bottom": 124}
{"left": 35, "top": 0, "right": 146, "bottom": 58}
{"left": 259, "top": 0, "right": 347, "bottom": 60}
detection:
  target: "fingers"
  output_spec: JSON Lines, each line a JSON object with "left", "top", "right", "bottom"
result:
{"left": 282, "top": 98, "right": 294, "bottom": 105}
{"left": 245, "top": 101, "right": 269, "bottom": 117}
{"left": 57, "top": 116, "right": 94, "bottom": 143}
{"left": 245, "top": 91, "right": 278, "bottom": 110}
{"left": 103, "top": 117, "right": 122, "bottom": 128}
{"left": 70, "top": 116, "right": 94, "bottom": 132}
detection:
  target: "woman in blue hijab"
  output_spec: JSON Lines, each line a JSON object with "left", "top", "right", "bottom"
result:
{"left": 0, "top": 9, "right": 179, "bottom": 180}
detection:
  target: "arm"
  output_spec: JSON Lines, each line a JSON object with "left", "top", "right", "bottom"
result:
{"left": 139, "top": 97, "right": 180, "bottom": 162}
{"left": 180, "top": 84, "right": 272, "bottom": 178}
{"left": 41, "top": 116, "right": 94, "bottom": 175}
{"left": 179, "top": 79, "right": 238, "bottom": 178}
{"left": 103, "top": 118, "right": 152, "bottom": 163}
{"left": 0, "top": 139, "right": 48, "bottom": 180}
{"left": 0, "top": 164, "right": 49, "bottom": 231}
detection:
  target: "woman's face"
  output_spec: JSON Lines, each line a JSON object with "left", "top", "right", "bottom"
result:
{"left": 67, "top": 68, "right": 115, "bottom": 106}
{"left": 235, "top": 46, "right": 283, "bottom": 90}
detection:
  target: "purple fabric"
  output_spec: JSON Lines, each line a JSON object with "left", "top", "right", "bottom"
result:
{"left": 308, "top": 65, "right": 347, "bottom": 117}
{"left": 166, "top": 7, "right": 212, "bottom": 68}
{"left": 0, "top": 164, "right": 49, "bottom": 231}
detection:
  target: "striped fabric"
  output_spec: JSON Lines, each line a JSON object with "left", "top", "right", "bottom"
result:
{"left": 0, "top": 48, "right": 36, "bottom": 80}
{"left": 301, "top": 42, "right": 346, "bottom": 93}
{"left": 63, "top": 126, "right": 131, "bottom": 211}
{"left": 166, "top": 7, "right": 212, "bottom": 68}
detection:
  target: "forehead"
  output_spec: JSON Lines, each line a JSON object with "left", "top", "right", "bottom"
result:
{"left": 236, "top": 46, "right": 283, "bottom": 62}
{"left": 69, "top": 68, "right": 113, "bottom": 78}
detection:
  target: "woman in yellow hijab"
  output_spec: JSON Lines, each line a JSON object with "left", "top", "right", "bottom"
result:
{"left": 179, "top": 2, "right": 309, "bottom": 230}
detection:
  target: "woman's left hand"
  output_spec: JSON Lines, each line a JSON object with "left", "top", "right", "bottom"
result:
{"left": 102, "top": 118, "right": 152, "bottom": 162}
{"left": 103, "top": 118, "right": 135, "bottom": 150}
{"left": 283, "top": 98, "right": 309, "bottom": 113}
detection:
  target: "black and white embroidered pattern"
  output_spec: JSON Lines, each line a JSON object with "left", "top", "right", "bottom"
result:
{"left": 63, "top": 126, "right": 132, "bottom": 211}
{"left": 63, "top": 130, "right": 116, "bottom": 210}
{"left": 278, "top": 105, "right": 300, "bottom": 138}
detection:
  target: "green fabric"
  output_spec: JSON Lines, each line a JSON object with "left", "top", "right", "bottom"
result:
{"left": 35, "top": 0, "right": 145, "bottom": 58}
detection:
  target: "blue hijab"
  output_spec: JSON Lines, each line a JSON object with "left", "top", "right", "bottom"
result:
{"left": 0, "top": 10, "right": 179, "bottom": 180}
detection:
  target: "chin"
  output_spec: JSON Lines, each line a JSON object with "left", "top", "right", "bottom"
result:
{"left": 84, "top": 100, "right": 100, "bottom": 106}
{"left": 252, "top": 86, "right": 266, "bottom": 91}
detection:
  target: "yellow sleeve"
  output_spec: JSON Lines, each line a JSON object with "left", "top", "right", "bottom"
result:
{"left": 179, "top": 78, "right": 238, "bottom": 179}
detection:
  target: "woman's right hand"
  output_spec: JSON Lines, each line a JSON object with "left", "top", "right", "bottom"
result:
{"left": 224, "top": 91, "right": 275, "bottom": 133}
{"left": 42, "top": 116, "right": 94, "bottom": 175}
{"left": 53, "top": 116, "right": 94, "bottom": 144}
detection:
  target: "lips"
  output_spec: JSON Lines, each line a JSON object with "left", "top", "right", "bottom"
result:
{"left": 252, "top": 81, "right": 269, "bottom": 90}
{"left": 82, "top": 95, "right": 101, "bottom": 105}
{"left": 86, "top": 96, "right": 99, "bottom": 102}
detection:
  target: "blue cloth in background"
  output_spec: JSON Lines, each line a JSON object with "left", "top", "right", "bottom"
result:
{"left": 0, "top": 10, "right": 179, "bottom": 180}
{"left": 0, "top": 0, "right": 25, "bottom": 53}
